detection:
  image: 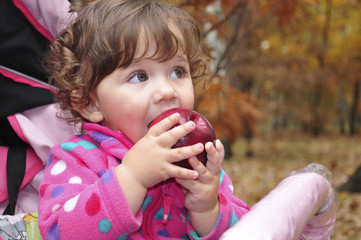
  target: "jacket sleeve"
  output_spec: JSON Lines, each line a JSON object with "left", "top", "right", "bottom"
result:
{"left": 187, "top": 169, "right": 250, "bottom": 240}
{"left": 38, "top": 141, "right": 142, "bottom": 240}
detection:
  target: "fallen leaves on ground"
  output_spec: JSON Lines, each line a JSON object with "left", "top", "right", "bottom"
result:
{"left": 222, "top": 130, "right": 361, "bottom": 240}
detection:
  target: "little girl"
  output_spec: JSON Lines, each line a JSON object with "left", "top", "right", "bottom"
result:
{"left": 39, "top": 0, "right": 250, "bottom": 239}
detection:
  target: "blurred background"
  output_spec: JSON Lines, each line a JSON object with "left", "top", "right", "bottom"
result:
{"left": 168, "top": 0, "right": 361, "bottom": 239}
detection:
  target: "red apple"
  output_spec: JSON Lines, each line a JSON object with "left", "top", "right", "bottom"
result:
{"left": 149, "top": 108, "right": 216, "bottom": 169}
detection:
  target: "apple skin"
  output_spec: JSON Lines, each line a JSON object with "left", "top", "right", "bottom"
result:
{"left": 149, "top": 108, "right": 216, "bottom": 169}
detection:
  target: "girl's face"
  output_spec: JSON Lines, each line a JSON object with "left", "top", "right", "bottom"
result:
{"left": 83, "top": 37, "right": 194, "bottom": 143}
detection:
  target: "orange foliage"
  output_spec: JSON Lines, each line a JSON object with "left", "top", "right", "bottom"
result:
{"left": 195, "top": 75, "right": 261, "bottom": 142}
{"left": 220, "top": 0, "right": 240, "bottom": 15}
{"left": 263, "top": 0, "right": 299, "bottom": 26}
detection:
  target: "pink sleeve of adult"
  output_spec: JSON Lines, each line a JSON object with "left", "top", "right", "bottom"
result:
{"left": 220, "top": 163, "right": 338, "bottom": 240}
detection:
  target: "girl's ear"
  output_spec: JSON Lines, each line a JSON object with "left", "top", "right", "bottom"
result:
{"left": 71, "top": 90, "right": 104, "bottom": 123}
{"left": 78, "top": 103, "right": 104, "bottom": 123}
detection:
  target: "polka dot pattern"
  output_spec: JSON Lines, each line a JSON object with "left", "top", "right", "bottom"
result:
{"left": 219, "top": 193, "right": 227, "bottom": 205}
{"left": 98, "top": 218, "right": 111, "bottom": 233}
{"left": 179, "top": 213, "right": 186, "bottom": 223}
{"left": 51, "top": 186, "right": 64, "bottom": 199}
{"left": 229, "top": 210, "right": 239, "bottom": 227}
{"left": 189, "top": 231, "right": 199, "bottom": 239}
{"left": 40, "top": 184, "right": 49, "bottom": 197}
{"left": 92, "top": 131, "right": 118, "bottom": 143}
{"left": 154, "top": 207, "right": 164, "bottom": 220}
{"left": 228, "top": 184, "right": 234, "bottom": 193}
{"left": 141, "top": 196, "right": 152, "bottom": 212}
{"left": 78, "top": 140, "right": 98, "bottom": 149}
{"left": 51, "top": 160, "right": 66, "bottom": 175}
{"left": 52, "top": 204, "right": 61, "bottom": 213}
{"left": 64, "top": 194, "right": 80, "bottom": 212}
{"left": 69, "top": 176, "right": 82, "bottom": 184}
{"left": 42, "top": 129, "right": 248, "bottom": 239}
{"left": 101, "top": 171, "right": 113, "bottom": 184}
{"left": 61, "top": 140, "right": 98, "bottom": 152}
{"left": 215, "top": 212, "right": 223, "bottom": 228}
{"left": 85, "top": 193, "right": 101, "bottom": 216}
{"left": 157, "top": 229, "right": 171, "bottom": 237}
{"left": 117, "top": 234, "right": 129, "bottom": 240}
{"left": 97, "top": 169, "right": 105, "bottom": 178}
{"left": 47, "top": 222, "right": 60, "bottom": 240}
{"left": 47, "top": 155, "right": 53, "bottom": 167}
{"left": 186, "top": 213, "right": 191, "bottom": 224}
{"left": 219, "top": 169, "right": 225, "bottom": 185}
{"left": 61, "top": 142, "right": 78, "bottom": 152}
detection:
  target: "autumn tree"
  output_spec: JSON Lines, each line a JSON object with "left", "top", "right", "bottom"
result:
{"left": 170, "top": 0, "right": 262, "bottom": 157}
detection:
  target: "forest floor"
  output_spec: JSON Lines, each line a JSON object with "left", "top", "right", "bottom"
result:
{"left": 222, "top": 130, "right": 361, "bottom": 240}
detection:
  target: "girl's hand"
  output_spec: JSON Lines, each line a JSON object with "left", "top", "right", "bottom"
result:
{"left": 118, "top": 113, "right": 202, "bottom": 189}
{"left": 175, "top": 139, "right": 225, "bottom": 236}
{"left": 115, "top": 113, "right": 203, "bottom": 215}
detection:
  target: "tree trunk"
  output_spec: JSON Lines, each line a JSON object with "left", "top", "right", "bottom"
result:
{"left": 311, "top": 83, "right": 323, "bottom": 136}
{"left": 310, "top": 0, "right": 333, "bottom": 136}
{"left": 338, "top": 165, "right": 361, "bottom": 192}
{"left": 349, "top": 79, "right": 360, "bottom": 135}
{"left": 336, "top": 85, "right": 347, "bottom": 134}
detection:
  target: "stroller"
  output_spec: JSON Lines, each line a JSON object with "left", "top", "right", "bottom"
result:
{"left": 0, "top": 0, "right": 75, "bottom": 238}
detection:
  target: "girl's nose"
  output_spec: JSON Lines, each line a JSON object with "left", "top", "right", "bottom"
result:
{"left": 153, "top": 78, "right": 177, "bottom": 104}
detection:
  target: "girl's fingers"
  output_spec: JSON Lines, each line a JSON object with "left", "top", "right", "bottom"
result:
{"left": 149, "top": 114, "right": 197, "bottom": 147}
{"left": 148, "top": 113, "right": 181, "bottom": 136}
{"left": 175, "top": 177, "right": 196, "bottom": 191}
{"left": 170, "top": 143, "right": 204, "bottom": 163}
{"left": 214, "top": 139, "right": 225, "bottom": 155}
{"left": 188, "top": 156, "right": 208, "bottom": 179}
{"left": 166, "top": 121, "right": 196, "bottom": 146}
{"left": 169, "top": 164, "right": 198, "bottom": 180}
{"left": 205, "top": 140, "right": 223, "bottom": 175}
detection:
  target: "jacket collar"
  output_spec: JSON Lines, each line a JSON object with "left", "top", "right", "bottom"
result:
{"left": 82, "top": 122, "right": 134, "bottom": 160}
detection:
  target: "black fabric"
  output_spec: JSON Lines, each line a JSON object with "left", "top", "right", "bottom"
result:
{"left": 0, "top": 0, "right": 50, "bottom": 83}
{"left": 0, "top": 74, "right": 53, "bottom": 119}
{"left": 0, "top": 0, "right": 55, "bottom": 216}
{"left": 0, "top": 118, "right": 27, "bottom": 215}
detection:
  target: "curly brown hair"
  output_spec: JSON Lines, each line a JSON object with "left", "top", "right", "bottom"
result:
{"left": 47, "top": 0, "right": 211, "bottom": 124}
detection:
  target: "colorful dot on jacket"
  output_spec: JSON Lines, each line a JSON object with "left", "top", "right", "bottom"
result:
{"left": 229, "top": 210, "right": 239, "bottom": 227}
{"left": 219, "top": 169, "right": 225, "bottom": 185}
{"left": 47, "top": 222, "right": 60, "bottom": 240}
{"left": 101, "top": 171, "right": 113, "bottom": 184}
{"left": 92, "top": 131, "right": 118, "bottom": 143}
{"left": 157, "top": 229, "right": 171, "bottom": 237}
{"left": 85, "top": 193, "right": 101, "bottom": 216}
{"left": 51, "top": 160, "right": 67, "bottom": 175}
{"left": 142, "top": 196, "right": 153, "bottom": 212}
{"left": 98, "top": 218, "right": 112, "bottom": 233}
{"left": 61, "top": 140, "right": 98, "bottom": 152}
{"left": 51, "top": 186, "right": 64, "bottom": 199}
{"left": 64, "top": 194, "right": 80, "bottom": 212}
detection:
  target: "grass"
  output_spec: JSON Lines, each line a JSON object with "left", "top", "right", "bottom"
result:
{"left": 222, "top": 130, "right": 361, "bottom": 239}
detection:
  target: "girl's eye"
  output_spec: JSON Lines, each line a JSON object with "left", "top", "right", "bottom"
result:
{"left": 170, "top": 67, "right": 185, "bottom": 79}
{"left": 129, "top": 72, "right": 148, "bottom": 83}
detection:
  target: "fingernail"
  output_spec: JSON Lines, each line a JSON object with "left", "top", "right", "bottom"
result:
{"left": 187, "top": 121, "right": 195, "bottom": 128}
{"left": 172, "top": 113, "right": 180, "bottom": 119}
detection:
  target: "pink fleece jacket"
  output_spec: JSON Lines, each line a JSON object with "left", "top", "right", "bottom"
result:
{"left": 39, "top": 123, "right": 250, "bottom": 239}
